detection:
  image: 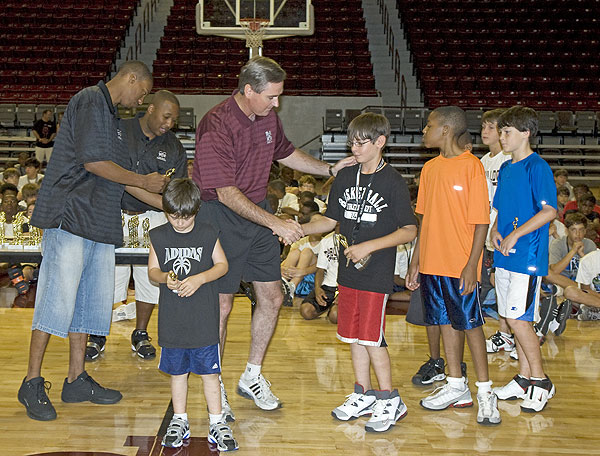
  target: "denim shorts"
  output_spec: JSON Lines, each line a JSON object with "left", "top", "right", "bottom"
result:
{"left": 32, "top": 228, "right": 115, "bottom": 338}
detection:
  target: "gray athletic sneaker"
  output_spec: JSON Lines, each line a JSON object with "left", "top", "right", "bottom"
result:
{"left": 162, "top": 416, "right": 190, "bottom": 448}
{"left": 365, "top": 389, "right": 408, "bottom": 432}
{"left": 208, "top": 422, "right": 239, "bottom": 452}
{"left": 18, "top": 376, "right": 57, "bottom": 421}
{"left": 220, "top": 377, "right": 235, "bottom": 422}
{"left": 61, "top": 371, "right": 122, "bottom": 404}
{"left": 420, "top": 382, "right": 473, "bottom": 410}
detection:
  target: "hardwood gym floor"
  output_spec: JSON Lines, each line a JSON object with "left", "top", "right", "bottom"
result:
{"left": 1, "top": 299, "right": 599, "bottom": 455}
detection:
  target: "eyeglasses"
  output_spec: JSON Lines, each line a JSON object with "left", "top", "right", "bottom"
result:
{"left": 346, "top": 139, "right": 372, "bottom": 148}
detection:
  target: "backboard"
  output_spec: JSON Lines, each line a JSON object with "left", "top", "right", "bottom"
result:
{"left": 196, "top": 0, "right": 314, "bottom": 39}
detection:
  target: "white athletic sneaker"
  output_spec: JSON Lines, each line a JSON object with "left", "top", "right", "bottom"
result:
{"left": 420, "top": 381, "right": 473, "bottom": 410}
{"left": 281, "top": 278, "right": 295, "bottom": 307}
{"left": 486, "top": 331, "right": 515, "bottom": 353}
{"left": 364, "top": 389, "right": 408, "bottom": 432}
{"left": 521, "top": 377, "right": 555, "bottom": 413}
{"left": 208, "top": 422, "right": 239, "bottom": 452}
{"left": 493, "top": 375, "right": 531, "bottom": 400}
{"left": 476, "top": 391, "right": 501, "bottom": 425}
{"left": 331, "top": 384, "right": 376, "bottom": 421}
{"left": 509, "top": 350, "right": 519, "bottom": 360}
{"left": 237, "top": 373, "right": 281, "bottom": 410}
{"left": 219, "top": 377, "right": 235, "bottom": 422}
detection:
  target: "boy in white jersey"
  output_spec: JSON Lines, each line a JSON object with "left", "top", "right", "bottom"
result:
{"left": 479, "top": 109, "right": 515, "bottom": 354}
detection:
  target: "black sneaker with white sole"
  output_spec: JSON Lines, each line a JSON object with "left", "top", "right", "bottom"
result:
{"left": 412, "top": 357, "right": 446, "bottom": 385}
{"left": 85, "top": 335, "right": 106, "bottom": 361}
{"left": 131, "top": 329, "right": 156, "bottom": 359}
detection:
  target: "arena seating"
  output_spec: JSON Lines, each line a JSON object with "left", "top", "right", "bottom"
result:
{"left": 0, "top": 0, "right": 138, "bottom": 105}
{"left": 397, "top": 0, "right": 600, "bottom": 110}
{"left": 152, "top": 0, "right": 377, "bottom": 96}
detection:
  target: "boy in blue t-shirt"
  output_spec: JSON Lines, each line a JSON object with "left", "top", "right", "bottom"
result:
{"left": 489, "top": 107, "right": 557, "bottom": 413}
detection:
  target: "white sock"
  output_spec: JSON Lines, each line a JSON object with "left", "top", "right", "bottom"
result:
{"left": 476, "top": 380, "right": 493, "bottom": 394}
{"left": 209, "top": 412, "right": 224, "bottom": 425}
{"left": 245, "top": 362, "right": 261, "bottom": 378}
{"left": 447, "top": 376, "right": 466, "bottom": 390}
{"left": 173, "top": 412, "right": 188, "bottom": 422}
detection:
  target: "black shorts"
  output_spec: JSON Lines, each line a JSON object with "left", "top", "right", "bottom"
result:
{"left": 199, "top": 199, "right": 281, "bottom": 293}
{"left": 302, "top": 285, "right": 337, "bottom": 316}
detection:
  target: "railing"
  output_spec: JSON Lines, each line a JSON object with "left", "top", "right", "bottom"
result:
{"left": 378, "top": 0, "right": 404, "bottom": 95}
{"left": 125, "top": 0, "right": 160, "bottom": 61}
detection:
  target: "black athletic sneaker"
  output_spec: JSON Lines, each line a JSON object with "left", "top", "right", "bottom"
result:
{"left": 412, "top": 357, "right": 446, "bottom": 385}
{"left": 85, "top": 335, "right": 106, "bottom": 361}
{"left": 553, "top": 300, "right": 571, "bottom": 336}
{"left": 535, "top": 292, "right": 558, "bottom": 336}
{"left": 61, "top": 371, "right": 122, "bottom": 404}
{"left": 18, "top": 376, "right": 57, "bottom": 421}
{"left": 131, "top": 329, "right": 156, "bottom": 359}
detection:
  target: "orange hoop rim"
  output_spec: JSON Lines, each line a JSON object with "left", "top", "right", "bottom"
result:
{"left": 239, "top": 17, "right": 270, "bottom": 32}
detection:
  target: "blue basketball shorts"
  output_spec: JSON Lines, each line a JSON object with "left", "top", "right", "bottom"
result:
{"left": 420, "top": 273, "right": 485, "bottom": 330}
{"left": 159, "top": 344, "right": 221, "bottom": 376}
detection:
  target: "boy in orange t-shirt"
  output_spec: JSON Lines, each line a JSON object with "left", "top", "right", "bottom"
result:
{"left": 406, "top": 106, "right": 500, "bottom": 426}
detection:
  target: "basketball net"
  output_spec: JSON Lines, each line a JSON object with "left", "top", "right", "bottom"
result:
{"left": 239, "top": 18, "right": 270, "bottom": 58}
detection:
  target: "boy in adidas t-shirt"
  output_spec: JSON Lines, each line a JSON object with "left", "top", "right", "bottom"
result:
{"left": 302, "top": 112, "right": 417, "bottom": 432}
{"left": 490, "top": 107, "right": 557, "bottom": 413}
{"left": 148, "top": 178, "right": 238, "bottom": 451}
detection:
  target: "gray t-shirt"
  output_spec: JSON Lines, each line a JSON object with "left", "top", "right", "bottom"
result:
{"left": 548, "top": 236, "right": 596, "bottom": 280}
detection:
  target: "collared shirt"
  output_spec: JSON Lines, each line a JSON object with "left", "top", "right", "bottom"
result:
{"left": 30, "top": 81, "right": 130, "bottom": 246}
{"left": 120, "top": 114, "right": 187, "bottom": 212}
{"left": 193, "top": 92, "right": 295, "bottom": 203}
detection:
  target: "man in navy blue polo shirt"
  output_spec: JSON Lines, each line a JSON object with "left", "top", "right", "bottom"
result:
{"left": 18, "top": 61, "right": 167, "bottom": 421}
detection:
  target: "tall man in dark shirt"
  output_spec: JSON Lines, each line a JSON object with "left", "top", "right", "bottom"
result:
{"left": 32, "top": 109, "right": 57, "bottom": 164}
{"left": 18, "top": 61, "right": 167, "bottom": 421}
{"left": 86, "top": 90, "right": 188, "bottom": 361}
{"left": 193, "top": 56, "right": 355, "bottom": 418}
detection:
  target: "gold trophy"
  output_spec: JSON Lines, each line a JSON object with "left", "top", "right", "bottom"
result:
{"left": 128, "top": 215, "right": 140, "bottom": 248}
{"left": 0, "top": 212, "right": 5, "bottom": 244}
{"left": 142, "top": 218, "right": 150, "bottom": 248}
{"left": 12, "top": 212, "right": 26, "bottom": 245}
{"left": 30, "top": 225, "right": 42, "bottom": 246}
{"left": 336, "top": 233, "right": 371, "bottom": 270}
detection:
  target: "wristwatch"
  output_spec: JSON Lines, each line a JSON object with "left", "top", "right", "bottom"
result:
{"left": 328, "top": 165, "right": 334, "bottom": 177}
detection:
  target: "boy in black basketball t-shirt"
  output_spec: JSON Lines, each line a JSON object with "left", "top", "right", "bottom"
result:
{"left": 302, "top": 113, "right": 417, "bottom": 432}
{"left": 148, "top": 178, "right": 238, "bottom": 451}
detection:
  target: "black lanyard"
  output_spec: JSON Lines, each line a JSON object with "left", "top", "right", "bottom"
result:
{"left": 349, "top": 158, "right": 386, "bottom": 245}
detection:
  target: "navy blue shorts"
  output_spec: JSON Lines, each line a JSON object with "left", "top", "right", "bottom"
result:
{"left": 159, "top": 344, "right": 221, "bottom": 376}
{"left": 420, "top": 274, "right": 485, "bottom": 330}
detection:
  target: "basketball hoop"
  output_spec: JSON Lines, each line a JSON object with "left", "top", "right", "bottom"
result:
{"left": 239, "top": 17, "right": 270, "bottom": 57}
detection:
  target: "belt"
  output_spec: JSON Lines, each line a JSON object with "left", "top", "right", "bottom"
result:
{"left": 122, "top": 210, "right": 145, "bottom": 216}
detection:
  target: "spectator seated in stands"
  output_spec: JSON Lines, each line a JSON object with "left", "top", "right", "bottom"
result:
{"left": 554, "top": 168, "right": 575, "bottom": 201}
{"left": 280, "top": 211, "right": 324, "bottom": 306}
{"left": 537, "top": 212, "right": 597, "bottom": 336}
{"left": 17, "top": 158, "right": 44, "bottom": 191}
{"left": 562, "top": 249, "right": 600, "bottom": 321}
{"left": 267, "top": 179, "right": 286, "bottom": 216}
{"left": 0, "top": 183, "right": 21, "bottom": 236}
{"left": 561, "top": 184, "right": 598, "bottom": 220}
{"left": 279, "top": 165, "right": 298, "bottom": 189}
{"left": 281, "top": 174, "right": 326, "bottom": 216}
{"left": 19, "top": 183, "right": 39, "bottom": 211}
{"left": 389, "top": 241, "right": 416, "bottom": 304}
{"left": 556, "top": 185, "right": 571, "bottom": 215}
{"left": 14, "top": 152, "right": 29, "bottom": 177}
{"left": 300, "top": 229, "right": 338, "bottom": 324}
{"left": 2, "top": 168, "right": 20, "bottom": 188}
{"left": 565, "top": 193, "right": 600, "bottom": 245}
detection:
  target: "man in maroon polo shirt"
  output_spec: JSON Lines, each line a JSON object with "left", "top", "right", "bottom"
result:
{"left": 193, "top": 56, "right": 354, "bottom": 418}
